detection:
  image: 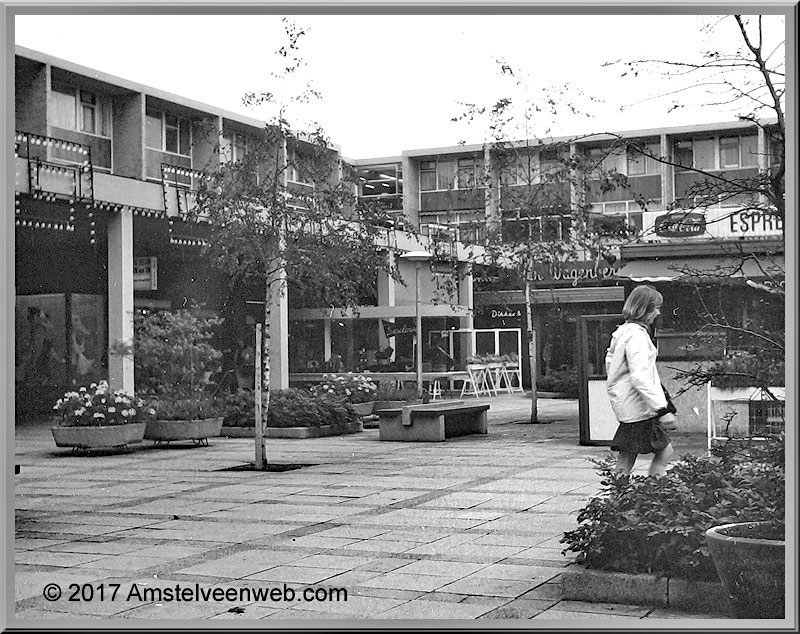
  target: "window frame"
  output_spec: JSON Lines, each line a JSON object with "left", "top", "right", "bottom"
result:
{"left": 145, "top": 108, "right": 192, "bottom": 157}
{"left": 719, "top": 136, "right": 741, "bottom": 169}
{"left": 50, "top": 83, "right": 111, "bottom": 138}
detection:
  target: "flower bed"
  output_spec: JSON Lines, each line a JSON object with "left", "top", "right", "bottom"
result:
{"left": 312, "top": 373, "right": 377, "bottom": 404}
{"left": 221, "top": 388, "right": 360, "bottom": 436}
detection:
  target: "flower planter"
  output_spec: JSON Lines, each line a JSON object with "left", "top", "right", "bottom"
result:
{"left": 351, "top": 401, "right": 376, "bottom": 416}
{"left": 52, "top": 422, "right": 146, "bottom": 451}
{"left": 265, "top": 420, "right": 363, "bottom": 438}
{"left": 705, "top": 521, "right": 785, "bottom": 619}
{"left": 220, "top": 426, "right": 254, "bottom": 438}
{"left": 144, "top": 417, "right": 224, "bottom": 446}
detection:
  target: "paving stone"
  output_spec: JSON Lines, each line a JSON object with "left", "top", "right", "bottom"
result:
{"left": 436, "top": 575, "right": 537, "bottom": 598}
{"left": 357, "top": 572, "right": 451, "bottom": 592}
{"left": 392, "top": 559, "right": 486, "bottom": 579}
{"left": 530, "top": 608, "right": 643, "bottom": 620}
{"left": 375, "top": 598, "right": 495, "bottom": 619}
{"left": 244, "top": 565, "right": 348, "bottom": 585}
{"left": 478, "top": 597, "right": 555, "bottom": 619}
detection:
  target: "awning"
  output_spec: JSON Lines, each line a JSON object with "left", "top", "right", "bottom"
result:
{"left": 615, "top": 256, "right": 785, "bottom": 282}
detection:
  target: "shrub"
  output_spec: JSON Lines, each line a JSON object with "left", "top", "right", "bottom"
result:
{"left": 222, "top": 389, "right": 257, "bottom": 427}
{"left": 560, "top": 439, "right": 784, "bottom": 581}
{"left": 374, "top": 382, "right": 417, "bottom": 402}
{"left": 538, "top": 366, "right": 579, "bottom": 396}
{"left": 131, "top": 309, "right": 224, "bottom": 397}
{"left": 147, "top": 393, "right": 226, "bottom": 421}
{"left": 222, "top": 388, "right": 359, "bottom": 429}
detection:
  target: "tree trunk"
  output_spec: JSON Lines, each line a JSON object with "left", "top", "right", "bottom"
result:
{"left": 525, "top": 279, "right": 538, "bottom": 423}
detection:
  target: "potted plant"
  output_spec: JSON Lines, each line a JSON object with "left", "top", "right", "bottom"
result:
{"left": 705, "top": 520, "right": 784, "bottom": 619}
{"left": 51, "top": 381, "right": 154, "bottom": 452}
{"left": 131, "top": 309, "right": 226, "bottom": 446}
{"left": 373, "top": 382, "right": 418, "bottom": 412}
{"left": 313, "top": 373, "right": 378, "bottom": 416}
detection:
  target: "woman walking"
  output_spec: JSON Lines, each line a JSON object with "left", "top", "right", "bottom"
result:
{"left": 605, "top": 285, "right": 677, "bottom": 476}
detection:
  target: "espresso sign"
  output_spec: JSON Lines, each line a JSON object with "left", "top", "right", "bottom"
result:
{"left": 654, "top": 212, "right": 706, "bottom": 237}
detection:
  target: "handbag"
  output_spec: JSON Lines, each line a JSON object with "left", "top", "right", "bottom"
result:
{"left": 650, "top": 419, "right": 670, "bottom": 451}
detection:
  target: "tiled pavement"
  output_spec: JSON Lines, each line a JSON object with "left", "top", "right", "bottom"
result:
{"left": 12, "top": 394, "right": 733, "bottom": 625}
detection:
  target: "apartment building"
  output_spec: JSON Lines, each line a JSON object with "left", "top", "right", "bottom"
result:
{"left": 353, "top": 121, "right": 784, "bottom": 388}
{"left": 13, "top": 46, "right": 475, "bottom": 415}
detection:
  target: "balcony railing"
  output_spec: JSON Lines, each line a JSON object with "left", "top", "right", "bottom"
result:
{"left": 15, "top": 131, "right": 94, "bottom": 201}
{"left": 161, "top": 163, "right": 210, "bottom": 219}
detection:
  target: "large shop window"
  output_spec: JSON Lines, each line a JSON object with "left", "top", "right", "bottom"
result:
{"left": 15, "top": 293, "right": 106, "bottom": 414}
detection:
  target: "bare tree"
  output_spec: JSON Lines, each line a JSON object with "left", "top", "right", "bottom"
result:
{"left": 608, "top": 14, "right": 786, "bottom": 408}
{"left": 194, "top": 20, "right": 395, "bottom": 468}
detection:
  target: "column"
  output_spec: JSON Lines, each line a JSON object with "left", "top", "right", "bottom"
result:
{"left": 107, "top": 207, "right": 134, "bottom": 394}
{"left": 269, "top": 266, "right": 290, "bottom": 389}
{"left": 458, "top": 261, "right": 474, "bottom": 360}
{"left": 661, "top": 133, "right": 673, "bottom": 208}
{"left": 377, "top": 250, "right": 396, "bottom": 352}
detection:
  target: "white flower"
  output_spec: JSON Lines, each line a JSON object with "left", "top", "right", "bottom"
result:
{"left": 75, "top": 408, "right": 85, "bottom": 416}
{"left": 148, "top": 408, "right": 156, "bottom": 415}
{"left": 93, "top": 412, "right": 105, "bottom": 419}
{"left": 107, "top": 407, "right": 115, "bottom": 413}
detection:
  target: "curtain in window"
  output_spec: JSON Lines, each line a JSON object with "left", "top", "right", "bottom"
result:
{"left": 51, "top": 89, "right": 76, "bottom": 130}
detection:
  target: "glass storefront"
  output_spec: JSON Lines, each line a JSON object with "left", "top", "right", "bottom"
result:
{"left": 15, "top": 293, "right": 106, "bottom": 415}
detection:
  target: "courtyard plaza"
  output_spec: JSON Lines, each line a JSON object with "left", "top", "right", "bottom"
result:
{"left": 13, "top": 393, "right": 726, "bottom": 623}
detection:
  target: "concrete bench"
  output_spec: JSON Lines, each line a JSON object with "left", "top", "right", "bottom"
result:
{"left": 378, "top": 400, "right": 490, "bottom": 442}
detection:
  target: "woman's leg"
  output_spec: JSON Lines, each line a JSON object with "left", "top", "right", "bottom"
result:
{"left": 648, "top": 443, "right": 674, "bottom": 477}
{"left": 616, "top": 451, "right": 637, "bottom": 474}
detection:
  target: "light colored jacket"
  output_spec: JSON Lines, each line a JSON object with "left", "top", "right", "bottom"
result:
{"left": 605, "top": 322, "right": 667, "bottom": 423}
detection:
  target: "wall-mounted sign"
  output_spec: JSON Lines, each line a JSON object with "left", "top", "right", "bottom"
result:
{"left": 654, "top": 212, "right": 706, "bottom": 237}
{"left": 381, "top": 320, "right": 415, "bottom": 338}
{"left": 728, "top": 210, "right": 783, "bottom": 235}
{"left": 643, "top": 208, "right": 782, "bottom": 241}
{"left": 490, "top": 309, "right": 522, "bottom": 320}
{"left": 530, "top": 261, "right": 621, "bottom": 287}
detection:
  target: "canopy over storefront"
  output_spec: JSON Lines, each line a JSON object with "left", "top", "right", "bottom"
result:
{"left": 615, "top": 255, "right": 785, "bottom": 283}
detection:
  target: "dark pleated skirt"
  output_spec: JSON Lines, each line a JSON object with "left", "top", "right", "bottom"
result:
{"left": 611, "top": 416, "right": 668, "bottom": 454}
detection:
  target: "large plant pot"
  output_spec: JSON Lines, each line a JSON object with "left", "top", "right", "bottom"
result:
{"left": 52, "top": 422, "right": 146, "bottom": 450}
{"left": 705, "top": 521, "right": 785, "bottom": 619}
{"left": 351, "top": 401, "right": 376, "bottom": 416}
{"left": 145, "top": 417, "right": 224, "bottom": 446}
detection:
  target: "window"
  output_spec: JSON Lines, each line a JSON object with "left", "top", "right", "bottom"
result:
{"left": 627, "top": 142, "right": 661, "bottom": 175}
{"left": 146, "top": 108, "right": 191, "bottom": 156}
{"left": 420, "top": 160, "right": 437, "bottom": 191}
{"left": 287, "top": 146, "right": 313, "bottom": 184}
{"left": 456, "top": 157, "right": 481, "bottom": 189}
{"left": 50, "top": 83, "right": 110, "bottom": 136}
{"left": 221, "top": 132, "right": 248, "bottom": 163}
{"left": 358, "top": 164, "right": 402, "bottom": 197}
{"left": 673, "top": 140, "right": 693, "bottom": 171}
{"left": 419, "top": 159, "right": 455, "bottom": 191}
{"left": 539, "top": 148, "right": 561, "bottom": 176}
{"left": 719, "top": 136, "right": 740, "bottom": 168}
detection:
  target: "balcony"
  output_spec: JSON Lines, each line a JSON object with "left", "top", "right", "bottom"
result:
{"left": 15, "top": 131, "right": 93, "bottom": 201}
